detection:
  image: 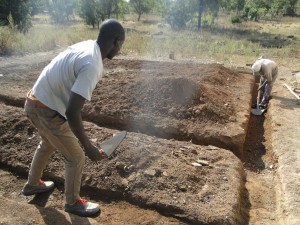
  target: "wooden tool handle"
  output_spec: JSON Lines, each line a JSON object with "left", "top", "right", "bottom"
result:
{"left": 283, "top": 83, "right": 300, "bottom": 99}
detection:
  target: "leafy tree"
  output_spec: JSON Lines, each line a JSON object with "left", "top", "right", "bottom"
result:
{"left": 241, "top": 0, "right": 299, "bottom": 20}
{"left": 129, "top": 0, "right": 155, "bottom": 21}
{"left": 196, "top": 0, "right": 222, "bottom": 31}
{"left": 28, "top": 0, "right": 44, "bottom": 16}
{"left": 151, "top": 0, "right": 164, "bottom": 16}
{"left": 284, "top": 0, "right": 299, "bottom": 15}
{"left": 243, "top": 0, "right": 269, "bottom": 21}
{"left": 78, "top": 0, "right": 98, "bottom": 28}
{"left": 221, "top": 0, "right": 245, "bottom": 15}
{"left": 96, "top": 0, "right": 124, "bottom": 21}
{"left": 270, "top": 0, "right": 299, "bottom": 16}
{"left": 0, "top": 0, "right": 32, "bottom": 33}
{"left": 165, "top": 0, "right": 192, "bottom": 30}
{"left": 78, "top": 0, "right": 125, "bottom": 28}
{"left": 113, "top": 0, "right": 126, "bottom": 19}
{"left": 46, "top": 0, "right": 77, "bottom": 24}
{"left": 164, "top": 0, "right": 222, "bottom": 31}
{"left": 221, "top": 0, "right": 245, "bottom": 24}
{"left": 97, "top": 0, "right": 113, "bottom": 21}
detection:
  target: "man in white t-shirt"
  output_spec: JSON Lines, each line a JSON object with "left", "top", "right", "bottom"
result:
{"left": 252, "top": 56, "right": 278, "bottom": 109}
{"left": 22, "top": 19, "right": 125, "bottom": 217}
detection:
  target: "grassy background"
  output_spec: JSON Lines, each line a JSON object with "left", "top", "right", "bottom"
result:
{"left": 1, "top": 14, "right": 300, "bottom": 67}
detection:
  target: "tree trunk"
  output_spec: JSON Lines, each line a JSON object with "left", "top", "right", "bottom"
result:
{"left": 198, "top": 0, "right": 203, "bottom": 32}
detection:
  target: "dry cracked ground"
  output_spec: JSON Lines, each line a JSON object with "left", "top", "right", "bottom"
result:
{"left": 0, "top": 49, "right": 297, "bottom": 225}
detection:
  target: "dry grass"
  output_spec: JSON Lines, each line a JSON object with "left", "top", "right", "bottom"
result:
{"left": 1, "top": 13, "right": 300, "bottom": 68}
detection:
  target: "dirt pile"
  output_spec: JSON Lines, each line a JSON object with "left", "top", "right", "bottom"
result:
{"left": 0, "top": 59, "right": 254, "bottom": 156}
{"left": 0, "top": 103, "right": 247, "bottom": 224}
{"left": 83, "top": 59, "right": 254, "bottom": 156}
{"left": 0, "top": 56, "right": 255, "bottom": 224}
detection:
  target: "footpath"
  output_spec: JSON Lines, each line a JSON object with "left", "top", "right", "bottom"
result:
{"left": 268, "top": 64, "right": 300, "bottom": 225}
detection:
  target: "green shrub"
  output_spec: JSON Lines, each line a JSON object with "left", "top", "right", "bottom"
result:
{"left": 231, "top": 15, "right": 241, "bottom": 24}
{"left": 0, "top": 26, "right": 14, "bottom": 55}
{"left": 202, "top": 12, "right": 215, "bottom": 27}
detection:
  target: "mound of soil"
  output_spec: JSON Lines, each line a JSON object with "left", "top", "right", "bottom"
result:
{"left": 0, "top": 55, "right": 255, "bottom": 224}
{"left": 83, "top": 59, "right": 254, "bottom": 156}
{"left": 0, "top": 103, "right": 247, "bottom": 224}
{"left": 0, "top": 58, "right": 253, "bottom": 156}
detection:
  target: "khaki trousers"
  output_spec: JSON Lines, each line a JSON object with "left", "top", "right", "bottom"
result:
{"left": 25, "top": 101, "right": 85, "bottom": 205}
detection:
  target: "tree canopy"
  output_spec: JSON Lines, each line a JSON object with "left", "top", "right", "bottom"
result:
{"left": 0, "top": 0, "right": 299, "bottom": 32}
{"left": 0, "top": 0, "right": 32, "bottom": 33}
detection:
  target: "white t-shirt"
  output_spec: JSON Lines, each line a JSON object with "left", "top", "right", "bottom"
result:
{"left": 253, "top": 58, "right": 278, "bottom": 83}
{"left": 32, "top": 40, "right": 103, "bottom": 118}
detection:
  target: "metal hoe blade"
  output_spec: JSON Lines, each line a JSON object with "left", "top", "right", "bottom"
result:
{"left": 251, "top": 107, "right": 265, "bottom": 116}
{"left": 99, "top": 131, "right": 127, "bottom": 157}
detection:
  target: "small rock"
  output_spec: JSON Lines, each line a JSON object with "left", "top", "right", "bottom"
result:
{"left": 128, "top": 173, "right": 136, "bottom": 182}
{"left": 192, "top": 162, "right": 202, "bottom": 167}
{"left": 191, "top": 149, "right": 198, "bottom": 155}
{"left": 197, "top": 160, "right": 209, "bottom": 166}
{"left": 90, "top": 138, "right": 97, "bottom": 143}
{"left": 155, "top": 168, "right": 163, "bottom": 177}
{"left": 125, "top": 165, "right": 135, "bottom": 172}
{"left": 194, "top": 109, "right": 201, "bottom": 115}
{"left": 28, "top": 134, "right": 36, "bottom": 140}
{"left": 179, "top": 185, "right": 187, "bottom": 192}
{"left": 163, "top": 171, "right": 168, "bottom": 176}
{"left": 186, "top": 112, "right": 192, "bottom": 117}
{"left": 168, "top": 107, "right": 176, "bottom": 115}
{"left": 229, "top": 116, "right": 236, "bottom": 122}
{"left": 172, "top": 151, "right": 179, "bottom": 157}
{"left": 115, "top": 162, "right": 126, "bottom": 170}
{"left": 207, "top": 145, "right": 219, "bottom": 150}
{"left": 144, "top": 169, "right": 157, "bottom": 177}
{"left": 121, "top": 178, "right": 129, "bottom": 187}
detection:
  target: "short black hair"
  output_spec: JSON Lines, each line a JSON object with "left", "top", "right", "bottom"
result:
{"left": 97, "top": 19, "right": 125, "bottom": 43}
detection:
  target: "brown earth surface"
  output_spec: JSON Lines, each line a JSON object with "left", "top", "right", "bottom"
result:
{"left": 0, "top": 49, "right": 299, "bottom": 225}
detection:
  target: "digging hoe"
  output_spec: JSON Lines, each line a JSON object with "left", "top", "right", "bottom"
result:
{"left": 98, "top": 131, "right": 127, "bottom": 157}
{"left": 251, "top": 78, "right": 267, "bottom": 116}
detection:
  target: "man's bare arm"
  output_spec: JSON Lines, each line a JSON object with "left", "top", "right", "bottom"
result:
{"left": 66, "top": 92, "right": 102, "bottom": 161}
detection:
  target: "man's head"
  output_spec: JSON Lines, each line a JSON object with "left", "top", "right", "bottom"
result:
{"left": 252, "top": 61, "right": 262, "bottom": 76}
{"left": 97, "top": 19, "right": 125, "bottom": 60}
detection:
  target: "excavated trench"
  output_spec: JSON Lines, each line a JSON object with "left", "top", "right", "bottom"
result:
{"left": 242, "top": 83, "right": 279, "bottom": 225}
{"left": 0, "top": 58, "right": 279, "bottom": 224}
